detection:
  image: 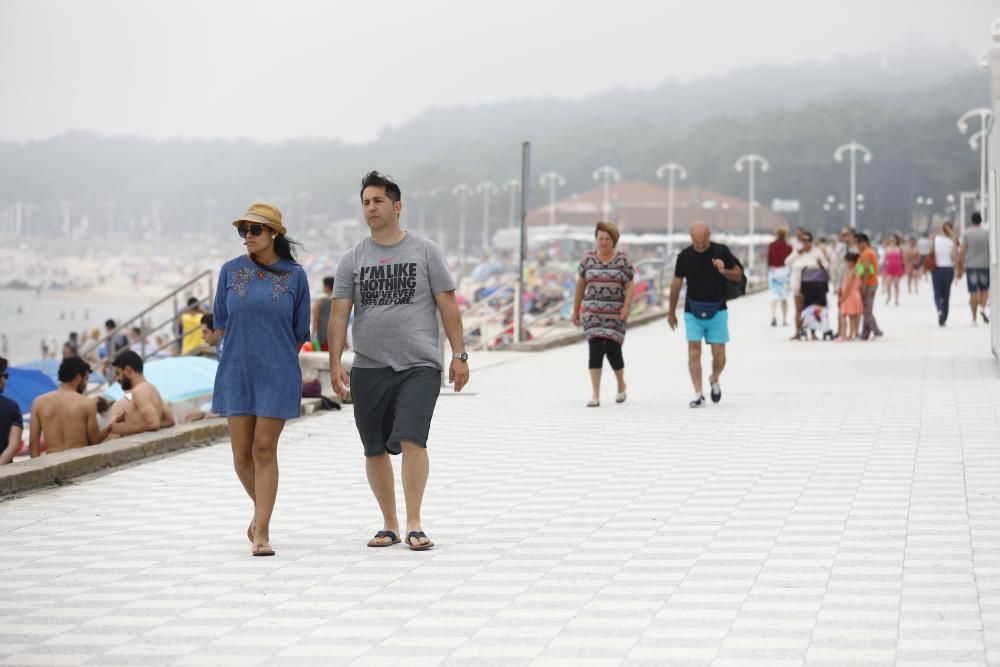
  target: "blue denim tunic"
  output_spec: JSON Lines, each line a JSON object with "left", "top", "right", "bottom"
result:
{"left": 211, "top": 255, "right": 311, "bottom": 419}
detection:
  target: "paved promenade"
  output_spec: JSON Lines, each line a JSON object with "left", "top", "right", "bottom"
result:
{"left": 2, "top": 287, "right": 999, "bottom": 666}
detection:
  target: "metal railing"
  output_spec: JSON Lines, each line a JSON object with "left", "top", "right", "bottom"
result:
{"left": 80, "top": 270, "right": 215, "bottom": 379}
{"left": 460, "top": 258, "right": 674, "bottom": 350}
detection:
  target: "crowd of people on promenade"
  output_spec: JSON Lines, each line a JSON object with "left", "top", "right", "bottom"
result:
{"left": 763, "top": 213, "right": 990, "bottom": 341}
{"left": 0, "top": 167, "right": 992, "bottom": 562}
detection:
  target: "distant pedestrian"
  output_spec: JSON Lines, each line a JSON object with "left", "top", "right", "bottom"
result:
{"left": 904, "top": 236, "right": 921, "bottom": 294}
{"left": 667, "top": 222, "right": 743, "bottom": 408}
{"left": 311, "top": 276, "right": 335, "bottom": 351}
{"left": 960, "top": 212, "right": 990, "bottom": 325}
{"left": 787, "top": 231, "right": 832, "bottom": 340}
{"left": 856, "top": 233, "right": 884, "bottom": 339}
{"left": 766, "top": 227, "right": 792, "bottom": 327}
{"left": 930, "top": 222, "right": 959, "bottom": 327}
{"left": 882, "top": 234, "right": 904, "bottom": 306}
{"left": 836, "top": 253, "right": 863, "bottom": 341}
{"left": 571, "top": 221, "right": 635, "bottom": 407}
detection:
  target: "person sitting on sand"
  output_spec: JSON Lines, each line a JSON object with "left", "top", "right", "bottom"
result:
{"left": 105, "top": 351, "right": 175, "bottom": 438}
{"left": 29, "top": 357, "right": 121, "bottom": 457}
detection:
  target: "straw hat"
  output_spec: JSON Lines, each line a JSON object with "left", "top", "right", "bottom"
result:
{"left": 232, "top": 202, "right": 287, "bottom": 236}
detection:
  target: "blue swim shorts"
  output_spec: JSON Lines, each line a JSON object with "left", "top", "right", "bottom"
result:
{"left": 684, "top": 310, "right": 730, "bottom": 345}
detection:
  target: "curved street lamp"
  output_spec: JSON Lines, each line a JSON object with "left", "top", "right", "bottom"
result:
{"left": 475, "top": 181, "right": 498, "bottom": 251}
{"left": 592, "top": 166, "right": 622, "bottom": 219}
{"left": 958, "top": 108, "right": 993, "bottom": 219}
{"left": 502, "top": 179, "right": 521, "bottom": 231}
{"left": 452, "top": 184, "right": 472, "bottom": 277}
{"left": 734, "top": 154, "right": 769, "bottom": 271}
{"left": 539, "top": 171, "right": 567, "bottom": 227}
{"left": 834, "top": 141, "right": 873, "bottom": 230}
{"left": 655, "top": 162, "right": 688, "bottom": 256}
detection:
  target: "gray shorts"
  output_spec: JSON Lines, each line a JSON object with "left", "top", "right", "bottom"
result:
{"left": 350, "top": 366, "right": 441, "bottom": 457}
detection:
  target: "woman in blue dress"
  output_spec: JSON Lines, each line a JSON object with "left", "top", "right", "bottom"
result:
{"left": 212, "top": 203, "right": 310, "bottom": 556}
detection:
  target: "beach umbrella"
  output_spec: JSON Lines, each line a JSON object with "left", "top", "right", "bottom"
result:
{"left": 104, "top": 356, "right": 219, "bottom": 403}
{"left": 5, "top": 368, "right": 58, "bottom": 414}
{"left": 18, "top": 358, "right": 104, "bottom": 384}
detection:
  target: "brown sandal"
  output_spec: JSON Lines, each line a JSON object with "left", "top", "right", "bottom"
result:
{"left": 252, "top": 543, "right": 275, "bottom": 557}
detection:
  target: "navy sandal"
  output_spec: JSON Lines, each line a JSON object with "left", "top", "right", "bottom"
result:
{"left": 405, "top": 531, "right": 434, "bottom": 551}
{"left": 367, "top": 530, "right": 400, "bottom": 547}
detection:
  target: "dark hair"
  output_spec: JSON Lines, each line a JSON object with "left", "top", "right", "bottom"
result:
{"left": 855, "top": 233, "right": 870, "bottom": 245}
{"left": 69, "top": 331, "right": 78, "bottom": 340}
{"left": 323, "top": 276, "right": 335, "bottom": 290}
{"left": 95, "top": 396, "right": 112, "bottom": 414}
{"left": 250, "top": 234, "right": 301, "bottom": 270}
{"left": 845, "top": 252, "right": 860, "bottom": 263}
{"left": 972, "top": 212, "right": 983, "bottom": 225}
{"left": 105, "top": 319, "right": 117, "bottom": 330}
{"left": 201, "top": 313, "right": 214, "bottom": 328}
{"left": 187, "top": 297, "right": 199, "bottom": 307}
{"left": 0, "top": 356, "right": 7, "bottom": 375}
{"left": 112, "top": 350, "right": 143, "bottom": 374}
{"left": 801, "top": 231, "right": 814, "bottom": 242}
{"left": 58, "top": 356, "right": 91, "bottom": 383}
{"left": 131, "top": 326, "right": 142, "bottom": 336}
{"left": 360, "top": 171, "right": 402, "bottom": 203}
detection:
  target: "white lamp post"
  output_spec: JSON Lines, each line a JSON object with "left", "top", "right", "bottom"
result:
{"left": 503, "top": 179, "right": 520, "bottom": 230}
{"left": 592, "top": 166, "right": 621, "bottom": 219}
{"left": 834, "top": 141, "right": 873, "bottom": 230}
{"left": 655, "top": 162, "right": 688, "bottom": 256}
{"left": 475, "top": 181, "right": 498, "bottom": 251}
{"left": 538, "top": 171, "right": 566, "bottom": 226}
{"left": 734, "top": 154, "right": 769, "bottom": 271}
{"left": 959, "top": 109, "right": 993, "bottom": 219}
{"left": 452, "top": 184, "right": 472, "bottom": 278}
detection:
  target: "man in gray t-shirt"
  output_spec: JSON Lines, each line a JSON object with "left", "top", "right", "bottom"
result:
{"left": 334, "top": 233, "right": 455, "bottom": 370}
{"left": 329, "top": 171, "right": 470, "bottom": 552}
{"left": 960, "top": 212, "right": 991, "bottom": 324}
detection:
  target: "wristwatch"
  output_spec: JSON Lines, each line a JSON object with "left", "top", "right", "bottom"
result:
{"left": 452, "top": 352, "right": 469, "bottom": 362}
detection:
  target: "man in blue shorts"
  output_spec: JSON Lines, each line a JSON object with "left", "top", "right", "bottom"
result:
{"left": 668, "top": 222, "right": 743, "bottom": 408}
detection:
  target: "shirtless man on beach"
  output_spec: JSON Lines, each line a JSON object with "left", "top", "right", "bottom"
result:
{"left": 29, "top": 357, "right": 120, "bottom": 457}
{"left": 106, "top": 351, "right": 174, "bottom": 438}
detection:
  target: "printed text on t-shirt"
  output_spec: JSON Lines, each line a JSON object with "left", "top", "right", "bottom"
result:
{"left": 359, "top": 262, "right": 418, "bottom": 305}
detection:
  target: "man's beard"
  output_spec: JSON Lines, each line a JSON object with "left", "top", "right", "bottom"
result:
{"left": 120, "top": 377, "right": 132, "bottom": 391}
{"left": 76, "top": 379, "right": 87, "bottom": 394}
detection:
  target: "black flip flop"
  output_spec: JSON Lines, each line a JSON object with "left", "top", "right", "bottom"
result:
{"left": 367, "top": 530, "right": 400, "bottom": 547}
{"left": 405, "top": 531, "right": 434, "bottom": 551}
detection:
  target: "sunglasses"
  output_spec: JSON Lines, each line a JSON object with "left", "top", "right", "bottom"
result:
{"left": 237, "top": 223, "right": 266, "bottom": 238}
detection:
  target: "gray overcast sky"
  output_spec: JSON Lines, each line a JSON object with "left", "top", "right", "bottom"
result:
{"left": 0, "top": 0, "right": 995, "bottom": 144}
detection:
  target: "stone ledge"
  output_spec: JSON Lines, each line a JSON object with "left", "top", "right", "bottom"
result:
{"left": 0, "top": 421, "right": 230, "bottom": 497}
{"left": 0, "top": 397, "right": 335, "bottom": 498}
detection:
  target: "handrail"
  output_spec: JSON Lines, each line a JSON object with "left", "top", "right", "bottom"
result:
{"left": 80, "top": 270, "right": 215, "bottom": 378}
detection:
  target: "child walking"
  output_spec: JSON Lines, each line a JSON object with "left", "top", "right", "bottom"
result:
{"left": 838, "top": 253, "right": 864, "bottom": 341}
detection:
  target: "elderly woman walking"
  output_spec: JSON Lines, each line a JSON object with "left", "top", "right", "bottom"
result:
{"left": 572, "top": 221, "right": 635, "bottom": 407}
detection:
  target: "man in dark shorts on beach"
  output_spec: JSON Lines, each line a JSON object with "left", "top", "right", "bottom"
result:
{"left": 329, "top": 171, "right": 470, "bottom": 551}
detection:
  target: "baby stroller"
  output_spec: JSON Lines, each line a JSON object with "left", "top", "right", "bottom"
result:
{"left": 799, "top": 303, "right": 835, "bottom": 341}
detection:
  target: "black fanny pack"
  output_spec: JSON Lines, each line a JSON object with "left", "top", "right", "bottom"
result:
{"left": 688, "top": 299, "right": 723, "bottom": 320}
